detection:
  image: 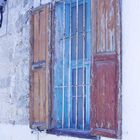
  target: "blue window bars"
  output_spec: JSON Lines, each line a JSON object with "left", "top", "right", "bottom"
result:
{"left": 53, "top": 0, "right": 91, "bottom": 131}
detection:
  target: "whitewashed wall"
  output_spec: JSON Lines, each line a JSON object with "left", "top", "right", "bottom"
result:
{"left": 0, "top": 0, "right": 140, "bottom": 140}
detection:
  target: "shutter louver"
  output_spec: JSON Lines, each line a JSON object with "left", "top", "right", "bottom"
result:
{"left": 90, "top": 0, "right": 121, "bottom": 138}
{"left": 29, "top": 4, "right": 51, "bottom": 130}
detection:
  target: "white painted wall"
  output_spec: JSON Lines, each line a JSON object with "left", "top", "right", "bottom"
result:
{"left": 0, "top": 124, "right": 90, "bottom": 140}
{"left": 0, "top": 0, "right": 140, "bottom": 140}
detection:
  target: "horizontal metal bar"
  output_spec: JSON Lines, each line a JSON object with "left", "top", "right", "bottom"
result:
{"left": 59, "top": 31, "right": 91, "bottom": 40}
{"left": 72, "top": 96, "right": 86, "bottom": 98}
{"left": 54, "top": 84, "right": 90, "bottom": 88}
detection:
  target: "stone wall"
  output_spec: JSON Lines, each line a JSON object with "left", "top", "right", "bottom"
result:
{"left": 0, "top": 0, "right": 51, "bottom": 125}
{"left": 0, "top": 0, "right": 33, "bottom": 124}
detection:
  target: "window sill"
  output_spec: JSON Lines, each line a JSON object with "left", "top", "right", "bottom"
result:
{"left": 47, "top": 129, "right": 100, "bottom": 140}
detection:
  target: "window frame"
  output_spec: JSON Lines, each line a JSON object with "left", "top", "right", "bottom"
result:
{"left": 29, "top": 0, "right": 122, "bottom": 139}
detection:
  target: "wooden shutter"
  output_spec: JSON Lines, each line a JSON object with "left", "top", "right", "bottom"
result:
{"left": 90, "top": 0, "right": 121, "bottom": 138}
{"left": 29, "top": 4, "right": 51, "bottom": 130}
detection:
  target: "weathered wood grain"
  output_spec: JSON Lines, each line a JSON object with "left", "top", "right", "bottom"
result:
{"left": 90, "top": 0, "right": 122, "bottom": 138}
{"left": 29, "top": 4, "right": 51, "bottom": 130}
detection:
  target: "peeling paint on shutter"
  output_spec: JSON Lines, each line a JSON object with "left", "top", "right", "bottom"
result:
{"left": 90, "top": 0, "right": 121, "bottom": 138}
{"left": 29, "top": 4, "right": 52, "bottom": 130}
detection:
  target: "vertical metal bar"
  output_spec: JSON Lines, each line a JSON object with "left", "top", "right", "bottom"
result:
{"left": 68, "top": 0, "right": 72, "bottom": 129}
{"left": 82, "top": 0, "right": 86, "bottom": 130}
{"left": 75, "top": 0, "right": 79, "bottom": 129}
{"left": 62, "top": 0, "right": 66, "bottom": 129}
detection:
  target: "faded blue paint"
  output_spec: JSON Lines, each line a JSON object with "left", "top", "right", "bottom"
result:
{"left": 54, "top": 0, "right": 91, "bottom": 130}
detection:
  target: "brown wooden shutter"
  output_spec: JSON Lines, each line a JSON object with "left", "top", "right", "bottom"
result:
{"left": 90, "top": 0, "right": 121, "bottom": 138}
{"left": 29, "top": 4, "right": 52, "bottom": 130}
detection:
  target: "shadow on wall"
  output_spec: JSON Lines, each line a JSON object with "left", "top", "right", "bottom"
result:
{"left": 0, "top": 0, "right": 8, "bottom": 37}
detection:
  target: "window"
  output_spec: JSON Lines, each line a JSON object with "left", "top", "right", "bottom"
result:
{"left": 54, "top": 0, "right": 91, "bottom": 131}
{"left": 30, "top": 0, "right": 122, "bottom": 139}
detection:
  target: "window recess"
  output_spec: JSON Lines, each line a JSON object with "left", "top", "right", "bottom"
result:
{"left": 29, "top": 0, "right": 122, "bottom": 139}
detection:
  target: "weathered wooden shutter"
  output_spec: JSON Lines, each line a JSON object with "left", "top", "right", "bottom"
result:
{"left": 29, "top": 4, "right": 51, "bottom": 130}
{"left": 90, "top": 0, "right": 121, "bottom": 138}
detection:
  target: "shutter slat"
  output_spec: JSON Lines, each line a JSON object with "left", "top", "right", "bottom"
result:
{"left": 34, "top": 13, "right": 39, "bottom": 62}
{"left": 45, "top": 5, "right": 51, "bottom": 126}
{"left": 39, "top": 9, "right": 46, "bottom": 61}
{"left": 90, "top": 0, "right": 121, "bottom": 138}
{"left": 39, "top": 69, "right": 46, "bottom": 122}
{"left": 30, "top": 4, "right": 51, "bottom": 130}
{"left": 33, "top": 71, "right": 40, "bottom": 122}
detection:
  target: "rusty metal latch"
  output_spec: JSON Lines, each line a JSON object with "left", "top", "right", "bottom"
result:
{"left": 32, "top": 61, "right": 46, "bottom": 70}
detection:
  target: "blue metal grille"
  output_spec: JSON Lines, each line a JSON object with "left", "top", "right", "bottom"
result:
{"left": 54, "top": 0, "right": 91, "bottom": 130}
